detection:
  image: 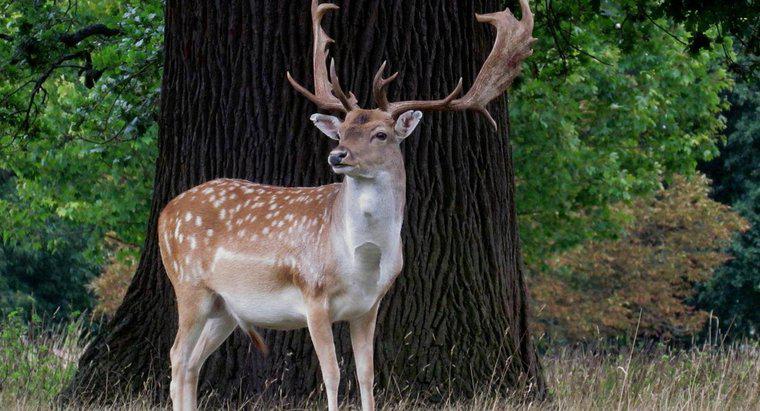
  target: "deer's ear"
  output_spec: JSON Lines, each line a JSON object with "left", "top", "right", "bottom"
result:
{"left": 310, "top": 114, "right": 342, "bottom": 140}
{"left": 394, "top": 110, "right": 423, "bottom": 139}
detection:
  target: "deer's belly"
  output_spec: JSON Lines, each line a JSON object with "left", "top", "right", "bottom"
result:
{"left": 219, "top": 285, "right": 308, "bottom": 330}
{"left": 207, "top": 247, "right": 309, "bottom": 330}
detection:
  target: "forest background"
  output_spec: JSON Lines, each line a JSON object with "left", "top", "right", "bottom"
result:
{"left": 0, "top": 0, "right": 758, "bottom": 349}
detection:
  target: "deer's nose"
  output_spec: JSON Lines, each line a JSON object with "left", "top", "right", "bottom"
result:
{"left": 328, "top": 149, "right": 348, "bottom": 166}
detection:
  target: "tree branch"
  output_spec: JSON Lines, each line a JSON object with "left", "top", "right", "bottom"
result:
{"left": 60, "top": 24, "right": 121, "bottom": 47}
{"left": 22, "top": 52, "right": 87, "bottom": 130}
{"left": 645, "top": 14, "right": 688, "bottom": 47}
{"left": 105, "top": 233, "right": 140, "bottom": 249}
{"left": 546, "top": 0, "right": 611, "bottom": 67}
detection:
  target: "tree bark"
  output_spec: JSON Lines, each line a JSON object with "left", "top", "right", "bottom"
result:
{"left": 65, "top": 0, "right": 544, "bottom": 405}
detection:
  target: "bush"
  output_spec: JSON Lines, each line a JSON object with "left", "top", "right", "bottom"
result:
{"left": 0, "top": 173, "right": 98, "bottom": 318}
{"left": 530, "top": 174, "right": 748, "bottom": 343}
{"left": 88, "top": 243, "right": 137, "bottom": 319}
{"left": 0, "top": 242, "right": 97, "bottom": 318}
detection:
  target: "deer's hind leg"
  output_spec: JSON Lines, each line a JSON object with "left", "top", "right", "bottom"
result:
{"left": 185, "top": 304, "right": 237, "bottom": 403}
{"left": 170, "top": 286, "right": 217, "bottom": 411}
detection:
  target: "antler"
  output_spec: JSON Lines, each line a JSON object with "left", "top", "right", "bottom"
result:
{"left": 382, "top": 0, "right": 536, "bottom": 130}
{"left": 287, "top": 0, "right": 359, "bottom": 113}
{"left": 372, "top": 61, "right": 399, "bottom": 111}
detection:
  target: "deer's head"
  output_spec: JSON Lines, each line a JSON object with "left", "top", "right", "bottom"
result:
{"left": 287, "top": 0, "right": 536, "bottom": 178}
{"left": 309, "top": 108, "right": 420, "bottom": 178}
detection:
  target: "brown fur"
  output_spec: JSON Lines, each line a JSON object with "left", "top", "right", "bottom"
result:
{"left": 159, "top": 179, "right": 342, "bottom": 290}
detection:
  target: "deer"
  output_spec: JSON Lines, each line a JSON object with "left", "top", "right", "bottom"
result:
{"left": 157, "top": 1, "right": 535, "bottom": 410}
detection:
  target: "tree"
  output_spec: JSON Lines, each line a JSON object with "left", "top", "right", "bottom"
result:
{"left": 701, "top": 78, "right": 760, "bottom": 206}
{"left": 697, "top": 188, "right": 760, "bottom": 338}
{"left": 64, "top": 0, "right": 544, "bottom": 404}
{"left": 0, "top": 0, "right": 734, "bottom": 272}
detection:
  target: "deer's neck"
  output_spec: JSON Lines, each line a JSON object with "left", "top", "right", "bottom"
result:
{"left": 332, "top": 167, "right": 406, "bottom": 251}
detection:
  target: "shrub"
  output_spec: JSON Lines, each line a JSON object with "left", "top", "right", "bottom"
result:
{"left": 530, "top": 174, "right": 748, "bottom": 343}
{"left": 88, "top": 240, "right": 138, "bottom": 319}
{"left": 0, "top": 173, "right": 98, "bottom": 318}
{"left": 0, "top": 240, "right": 97, "bottom": 319}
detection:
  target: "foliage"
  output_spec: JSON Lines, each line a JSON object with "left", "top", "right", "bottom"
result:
{"left": 0, "top": 175, "right": 97, "bottom": 318}
{"left": 697, "top": 187, "right": 760, "bottom": 339}
{"left": 0, "top": 0, "right": 162, "bottom": 262}
{"left": 531, "top": 0, "right": 760, "bottom": 77}
{"left": 697, "top": 70, "right": 759, "bottom": 338}
{"left": 637, "top": 0, "right": 759, "bottom": 62}
{"left": 530, "top": 175, "right": 748, "bottom": 343}
{"left": 701, "top": 78, "right": 760, "bottom": 205}
{"left": 512, "top": 1, "right": 732, "bottom": 264}
{"left": 0, "top": 241, "right": 97, "bottom": 318}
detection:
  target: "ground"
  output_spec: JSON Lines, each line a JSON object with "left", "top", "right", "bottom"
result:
{"left": 1, "top": 314, "right": 758, "bottom": 410}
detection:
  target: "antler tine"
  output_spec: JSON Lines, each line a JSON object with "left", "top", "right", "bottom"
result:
{"left": 387, "top": 79, "right": 464, "bottom": 117}
{"left": 329, "top": 58, "right": 359, "bottom": 111}
{"left": 386, "top": 0, "right": 536, "bottom": 130}
{"left": 372, "top": 61, "right": 399, "bottom": 111}
{"left": 287, "top": 71, "right": 338, "bottom": 112}
{"left": 286, "top": 0, "right": 359, "bottom": 113}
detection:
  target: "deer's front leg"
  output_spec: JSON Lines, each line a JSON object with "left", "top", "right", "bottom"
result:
{"left": 306, "top": 300, "right": 340, "bottom": 411}
{"left": 350, "top": 302, "right": 379, "bottom": 411}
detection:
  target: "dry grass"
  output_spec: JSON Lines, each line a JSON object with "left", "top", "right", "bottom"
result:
{"left": 537, "top": 344, "right": 760, "bottom": 410}
{"left": 1, "top": 313, "right": 758, "bottom": 410}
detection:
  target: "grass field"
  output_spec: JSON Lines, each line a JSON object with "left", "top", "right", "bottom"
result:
{"left": 1, "top": 314, "right": 758, "bottom": 410}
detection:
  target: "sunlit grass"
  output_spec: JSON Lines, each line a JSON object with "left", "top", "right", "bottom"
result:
{"left": 1, "top": 312, "right": 758, "bottom": 410}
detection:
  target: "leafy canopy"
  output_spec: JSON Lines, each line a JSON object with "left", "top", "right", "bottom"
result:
{"left": 0, "top": 0, "right": 162, "bottom": 262}
{"left": 512, "top": 0, "right": 732, "bottom": 264}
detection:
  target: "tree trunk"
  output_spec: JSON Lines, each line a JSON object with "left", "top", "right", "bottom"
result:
{"left": 65, "top": 0, "right": 544, "bottom": 405}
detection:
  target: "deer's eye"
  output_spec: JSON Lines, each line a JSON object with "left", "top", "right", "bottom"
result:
{"left": 373, "top": 132, "right": 388, "bottom": 142}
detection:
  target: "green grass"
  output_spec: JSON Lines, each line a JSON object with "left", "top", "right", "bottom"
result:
{"left": 0, "top": 311, "right": 86, "bottom": 408}
{"left": 1, "top": 313, "right": 758, "bottom": 410}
